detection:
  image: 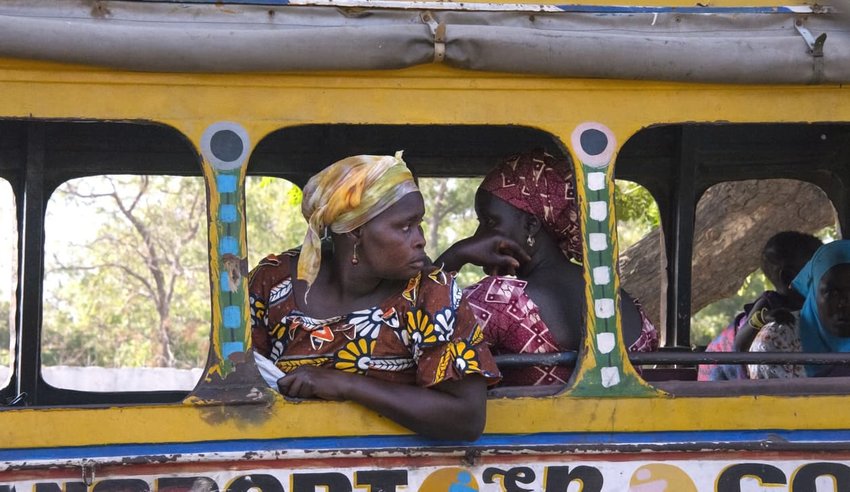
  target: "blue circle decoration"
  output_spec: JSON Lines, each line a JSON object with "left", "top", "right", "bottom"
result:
{"left": 210, "top": 129, "right": 244, "bottom": 163}
{"left": 201, "top": 122, "right": 250, "bottom": 171}
{"left": 580, "top": 128, "right": 608, "bottom": 156}
{"left": 571, "top": 122, "right": 616, "bottom": 169}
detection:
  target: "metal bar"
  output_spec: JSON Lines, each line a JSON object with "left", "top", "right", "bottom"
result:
{"left": 494, "top": 352, "right": 850, "bottom": 367}
{"left": 664, "top": 127, "right": 697, "bottom": 348}
{"left": 14, "top": 124, "right": 46, "bottom": 406}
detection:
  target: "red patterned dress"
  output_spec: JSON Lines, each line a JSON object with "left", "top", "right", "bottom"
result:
{"left": 465, "top": 275, "right": 658, "bottom": 386}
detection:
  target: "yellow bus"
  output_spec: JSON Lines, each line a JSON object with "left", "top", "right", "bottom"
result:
{"left": 1, "top": 0, "right": 849, "bottom": 489}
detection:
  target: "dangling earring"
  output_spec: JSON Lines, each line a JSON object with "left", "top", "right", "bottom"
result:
{"left": 351, "top": 242, "right": 360, "bottom": 265}
{"left": 526, "top": 234, "right": 536, "bottom": 248}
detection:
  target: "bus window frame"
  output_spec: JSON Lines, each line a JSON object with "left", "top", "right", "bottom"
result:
{"left": 5, "top": 119, "right": 850, "bottom": 406}
{"left": 617, "top": 123, "right": 850, "bottom": 351}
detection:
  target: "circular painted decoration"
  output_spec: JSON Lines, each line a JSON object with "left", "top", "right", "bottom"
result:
{"left": 571, "top": 123, "right": 616, "bottom": 168}
{"left": 201, "top": 122, "right": 250, "bottom": 171}
{"left": 629, "top": 463, "right": 697, "bottom": 492}
{"left": 418, "top": 468, "right": 479, "bottom": 491}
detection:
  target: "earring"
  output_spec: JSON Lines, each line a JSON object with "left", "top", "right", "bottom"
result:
{"left": 526, "top": 234, "right": 536, "bottom": 248}
{"left": 351, "top": 242, "right": 360, "bottom": 265}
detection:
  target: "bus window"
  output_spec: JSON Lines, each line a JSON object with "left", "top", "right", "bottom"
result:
{"left": 246, "top": 124, "right": 600, "bottom": 394}
{"left": 616, "top": 179, "right": 663, "bottom": 336}
{"left": 246, "top": 176, "right": 307, "bottom": 268}
{"left": 41, "top": 175, "right": 209, "bottom": 392}
{"left": 692, "top": 178, "right": 838, "bottom": 380}
{"left": 419, "top": 177, "right": 484, "bottom": 288}
{"left": 0, "top": 179, "right": 16, "bottom": 389}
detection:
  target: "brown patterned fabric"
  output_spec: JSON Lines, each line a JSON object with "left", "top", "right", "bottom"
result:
{"left": 249, "top": 250, "right": 501, "bottom": 387}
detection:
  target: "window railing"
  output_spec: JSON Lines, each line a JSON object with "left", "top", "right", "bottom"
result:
{"left": 493, "top": 352, "right": 850, "bottom": 367}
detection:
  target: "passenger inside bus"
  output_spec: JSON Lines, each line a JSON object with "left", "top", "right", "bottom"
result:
{"left": 436, "top": 149, "right": 658, "bottom": 386}
{"left": 698, "top": 231, "right": 821, "bottom": 381}
{"left": 249, "top": 153, "right": 500, "bottom": 440}
{"left": 749, "top": 239, "right": 850, "bottom": 379}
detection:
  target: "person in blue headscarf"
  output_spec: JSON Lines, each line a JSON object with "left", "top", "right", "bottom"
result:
{"left": 749, "top": 240, "right": 850, "bottom": 379}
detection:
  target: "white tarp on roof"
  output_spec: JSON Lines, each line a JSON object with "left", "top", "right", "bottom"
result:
{"left": 0, "top": 0, "right": 848, "bottom": 84}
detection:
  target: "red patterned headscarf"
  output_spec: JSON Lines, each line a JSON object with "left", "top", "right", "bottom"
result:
{"left": 480, "top": 149, "right": 582, "bottom": 262}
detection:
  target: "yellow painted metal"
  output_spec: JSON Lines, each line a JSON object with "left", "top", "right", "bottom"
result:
{"left": 0, "top": 393, "right": 848, "bottom": 448}
{"left": 1, "top": 58, "right": 849, "bottom": 449}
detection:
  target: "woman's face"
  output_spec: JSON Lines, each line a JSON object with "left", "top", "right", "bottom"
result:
{"left": 473, "top": 189, "right": 528, "bottom": 246}
{"left": 817, "top": 263, "right": 850, "bottom": 337}
{"left": 358, "top": 192, "right": 427, "bottom": 280}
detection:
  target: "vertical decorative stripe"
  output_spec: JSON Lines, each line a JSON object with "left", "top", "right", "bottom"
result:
{"left": 568, "top": 122, "right": 658, "bottom": 397}
{"left": 199, "top": 122, "right": 252, "bottom": 382}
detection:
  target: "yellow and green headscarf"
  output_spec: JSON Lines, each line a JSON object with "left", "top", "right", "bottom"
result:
{"left": 299, "top": 151, "right": 418, "bottom": 287}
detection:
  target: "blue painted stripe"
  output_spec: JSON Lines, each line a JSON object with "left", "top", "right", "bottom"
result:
{"left": 223, "top": 306, "right": 241, "bottom": 329}
{"left": 555, "top": 4, "right": 800, "bottom": 13}
{"left": 5, "top": 429, "right": 850, "bottom": 462}
{"left": 221, "top": 341, "right": 243, "bottom": 359}
{"left": 217, "top": 175, "right": 238, "bottom": 194}
{"left": 219, "top": 236, "right": 239, "bottom": 256}
{"left": 220, "top": 274, "right": 231, "bottom": 292}
{"left": 220, "top": 204, "right": 238, "bottom": 223}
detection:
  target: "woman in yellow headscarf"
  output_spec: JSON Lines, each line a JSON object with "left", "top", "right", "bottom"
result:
{"left": 249, "top": 152, "right": 500, "bottom": 441}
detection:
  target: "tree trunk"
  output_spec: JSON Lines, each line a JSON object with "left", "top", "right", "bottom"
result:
{"left": 618, "top": 179, "right": 836, "bottom": 337}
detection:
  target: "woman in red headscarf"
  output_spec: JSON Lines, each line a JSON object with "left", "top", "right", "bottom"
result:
{"left": 436, "top": 149, "right": 658, "bottom": 386}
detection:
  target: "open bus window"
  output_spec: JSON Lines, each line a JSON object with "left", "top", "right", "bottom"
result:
{"left": 616, "top": 179, "right": 663, "bottom": 335}
{"left": 692, "top": 178, "right": 838, "bottom": 381}
{"left": 246, "top": 176, "right": 307, "bottom": 268}
{"left": 41, "top": 175, "right": 209, "bottom": 392}
{"left": 418, "top": 177, "right": 484, "bottom": 288}
{"left": 246, "top": 124, "right": 597, "bottom": 396}
{"left": 0, "top": 179, "right": 16, "bottom": 389}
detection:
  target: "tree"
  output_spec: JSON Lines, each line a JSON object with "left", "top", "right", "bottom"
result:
{"left": 43, "top": 176, "right": 210, "bottom": 368}
{"left": 419, "top": 178, "right": 485, "bottom": 286}
{"left": 245, "top": 177, "right": 306, "bottom": 268}
{"left": 618, "top": 179, "right": 836, "bottom": 339}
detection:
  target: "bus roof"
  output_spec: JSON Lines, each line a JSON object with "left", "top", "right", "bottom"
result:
{"left": 0, "top": 0, "right": 847, "bottom": 83}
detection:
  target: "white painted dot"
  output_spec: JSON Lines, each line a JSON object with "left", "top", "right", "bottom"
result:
{"left": 597, "top": 332, "right": 616, "bottom": 354}
{"left": 587, "top": 172, "right": 607, "bottom": 191}
{"left": 589, "top": 201, "right": 608, "bottom": 221}
{"left": 601, "top": 366, "right": 621, "bottom": 388}
{"left": 595, "top": 298, "right": 616, "bottom": 319}
{"left": 589, "top": 233, "right": 608, "bottom": 251}
{"left": 592, "top": 266, "right": 611, "bottom": 286}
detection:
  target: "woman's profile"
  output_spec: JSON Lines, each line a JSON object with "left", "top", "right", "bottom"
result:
{"left": 249, "top": 152, "right": 500, "bottom": 440}
{"left": 437, "top": 149, "right": 658, "bottom": 386}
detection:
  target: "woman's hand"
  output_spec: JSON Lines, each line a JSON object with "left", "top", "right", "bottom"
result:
{"left": 277, "top": 366, "right": 352, "bottom": 401}
{"left": 436, "top": 233, "right": 530, "bottom": 275}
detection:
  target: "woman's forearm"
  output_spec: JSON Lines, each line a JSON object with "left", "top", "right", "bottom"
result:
{"left": 341, "top": 374, "right": 487, "bottom": 441}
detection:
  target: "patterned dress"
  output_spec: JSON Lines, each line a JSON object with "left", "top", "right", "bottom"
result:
{"left": 464, "top": 275, "right": 659, "bottom": 386}
{"left": 698, "top": 291, "right": 785, "bottom": 381}
{"left": 748, "top": 314, "right": 807, "bottom": 379}
{"left": 249, "top": 251, "right": 501, "bottom": 388}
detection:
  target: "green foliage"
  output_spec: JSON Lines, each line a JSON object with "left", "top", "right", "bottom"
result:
{"left": 245, "top": 177, "right": 307, "bottom": 268}
{"left": 614, "top": 180, "right": 660, "bottom": 251}
{"left": 42, "top": 176, "right": 210, "bottom": 369}
{"left": 419, "top": 178, "right": 484, "bottom": 287}
{"left": 690, "top": 270, "right": 772, "bottom": 347}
